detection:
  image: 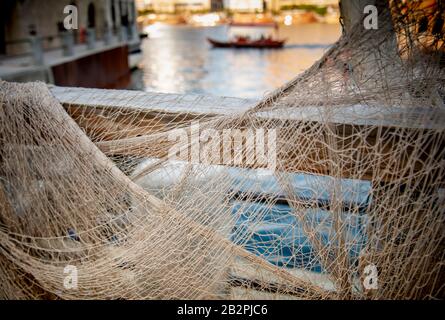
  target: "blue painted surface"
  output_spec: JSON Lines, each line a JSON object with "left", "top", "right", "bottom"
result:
{"left": 228, "top": 169, "right": 370, "bottom": 273}
{"left": 227, "top": 167, "right": 371, "bottom": 211}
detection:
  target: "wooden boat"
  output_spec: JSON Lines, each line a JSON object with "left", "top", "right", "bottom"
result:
{"left": 207, "top": 37, "right": 286, "bottom": 49}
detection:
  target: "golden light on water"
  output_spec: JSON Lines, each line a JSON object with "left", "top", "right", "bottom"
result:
{"left": 284, "top": 15, "right": 293, "bottom": 26}
{"left": 191, "top": 13, "right": 221, "bottom": 27}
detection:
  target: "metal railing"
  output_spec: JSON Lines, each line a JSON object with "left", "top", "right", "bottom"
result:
{"left": 2, "top": 25, "right": 139, "bottom": 66}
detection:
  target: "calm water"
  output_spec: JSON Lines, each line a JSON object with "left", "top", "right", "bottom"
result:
{"left": 131, "top": 23, "right": 341, "bottom": 99}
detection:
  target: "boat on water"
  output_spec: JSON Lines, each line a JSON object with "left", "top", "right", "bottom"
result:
{"left": 207, "top": 36, "right": 286, "bottom": 49}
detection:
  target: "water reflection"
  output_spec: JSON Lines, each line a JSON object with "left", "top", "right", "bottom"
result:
{"left": 132, "top": 23, "right": 341, "bottom": 99}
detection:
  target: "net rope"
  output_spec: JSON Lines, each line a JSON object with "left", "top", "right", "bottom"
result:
{"left": 0, "top": 0, "right": 444, "bottom": 299}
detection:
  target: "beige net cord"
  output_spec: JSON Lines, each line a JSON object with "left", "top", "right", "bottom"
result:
{"left": 1, "top": 0, "right": 445, "bottom": 299}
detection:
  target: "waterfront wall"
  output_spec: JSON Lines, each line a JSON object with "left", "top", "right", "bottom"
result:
{"left": 52, "top": 45, "right": 131, "bottom": 89}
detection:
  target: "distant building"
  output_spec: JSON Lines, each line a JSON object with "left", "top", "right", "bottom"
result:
{"left": 224, "top": 0, "right": 263, "bottom": 12}
{"left": 174, "top": 0, "right": 211, "bottom": 12}
{"left": 290, "top": 0, "right": 338, "bottom": 5}
{"left": 135, "top": 0, "right": 339, "bottom": 14}
{"left": 262, "top": 0, "right": 339, "bottom": 13}
{"left": 0, "top": 0, "right": 140, "bottom": 89}
{"left": 135, "top": 0, "right": 154, "bottom": 11}
{"left": 136, "top": 0, "right": 342, "bottom": 14}
{"left": 223, "top": 0, "right": 338, "bottom": 13}
{"left": 210, "top": 0, "right": 224, "bottom": 11}
{"left": 274, "top": 0, "right": 338, "bottom": 10}
{"left": 138, "top": 0, "right": 211, "bottom": 13}
{"left": 0, "top": 0, "right": 139, "bottom": 56}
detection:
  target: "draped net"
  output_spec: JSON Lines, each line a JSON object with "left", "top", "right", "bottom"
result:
{"left": 1, "top": 0, "right": 444, "bottom": 299}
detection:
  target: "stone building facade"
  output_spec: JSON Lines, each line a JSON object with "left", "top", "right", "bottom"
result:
{"left": 0, "top": 0, "right": 138, "bottom": 55}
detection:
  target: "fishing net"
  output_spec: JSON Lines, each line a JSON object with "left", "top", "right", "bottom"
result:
{"left": 1, "top": 0, "right": 444, "bottom": 299}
